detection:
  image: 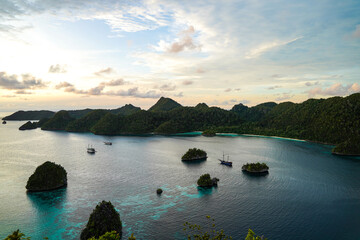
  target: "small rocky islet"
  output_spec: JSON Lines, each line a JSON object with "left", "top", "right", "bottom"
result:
{"left": 26, "top": 161, "right": 67, "bottom": 192}
{"left": 80, "top": 200, "right": 122, "bottom": 240}
{"left": 181, "top": 148, "right": 207, "bottom": 161}
{"left": 197, "top": 173, "right": 219, "bottom": 188}
{"left": 242, "top": 162, "right": 269, "bottom": 175}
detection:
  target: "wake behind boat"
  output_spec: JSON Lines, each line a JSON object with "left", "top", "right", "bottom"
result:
{"left": 87, "top": 145, "right": 96, "bottom": 154}
{"left": 218, "top": 152, "right": 232, "bottom": 166}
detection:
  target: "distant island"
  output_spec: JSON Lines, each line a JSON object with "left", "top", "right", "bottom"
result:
{"left": 242, "top": 162, "right": 269, "bottom": 174}
{"left": 26, "top": 161, "right": 67, "bottom": 192}
{"left": 182, "top": 148, "right": 207, "bottom": 161}
{"left": 3, "top": 93, "right": 360, "bottom": 156}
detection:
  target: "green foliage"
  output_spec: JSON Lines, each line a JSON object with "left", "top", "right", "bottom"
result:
{"left": 197, "top": 174, "right": 216, "bottom": 187}
{"left": 332, "top": 136, "right": 360, "bottom": 155}
{"left": 19, "top": 121, "right": 37, "bottom": 130}
{"left": 3, "top": 230, "right": 30, "bottom": 240}
{"left": 128, "top": 233, "right": 136, "bottom": 240}
{"left": 156, "top": 188, "right": 163, "bottom": 194}
{"left": 110, "top": 104, "right": 141, "bottom": 116}
{"left": 242, "top": 163, "right": 269, "bottom": 172}
{"left": 245, "top": 229, "right": 267, "bottom": 240}
{"left": 183, "top": 216, "right": 232, "bottom": 240}
{"left": 66, "top": 110, "right": 108, "bottom": 132}
{"left": 182, "top": 148, "right": 207, "bottom": 160}
{"left": 26, "top": 161, "right": 67, "bottom": 191}
{"left": 202, "top": 129, "right": 216, "bottom": 137}
{"left": 41, "top": 110, "right": 75, "bottom": 130}
{"left": 88, "top": 231, "right": 121, "bottom": 240}
{"left": 3, "top": 110, "right": 54, "bottom": 120}
{"left": 80, "top": 201, "right": 122, "bottom": 240}
{"left": 148, "top": 97, "right": 182, "bottom": 112}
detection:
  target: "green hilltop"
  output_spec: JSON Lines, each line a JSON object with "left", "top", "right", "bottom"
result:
{"left": 6, "top": 93, "right": 360, "bottom": 155}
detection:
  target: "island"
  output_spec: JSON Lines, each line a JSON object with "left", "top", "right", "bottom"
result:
{"left": 181, "top": 148, "right": 208, "bottom": 161}
{"left": 80, "top": 200, "right": 122, "bottom": 240}
{"left": 156, "top": 188, "right": 163, "bottom": 194}
{"left": 242, "top": 162, "right": 269, "bottom": 175}
{"left": 197, "top": 173, "right": 219, "bottom": 187}
{"left": 26, "top": 161, "right": 67, "bottom": 192}
{"left": 202, "top": 129, "right": 216, "bottom": 137}
{"left": 19, "top": 121, "right": 37, "bottom": 130}
{"left": 2, "top": 120, "right": 6, "bottom": 124}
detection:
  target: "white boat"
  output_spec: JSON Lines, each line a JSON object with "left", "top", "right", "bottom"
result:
{"left": 87, "top": 145, "right": 96, "bottom": 154}
{"left": 104, "top": 141, "right": 112, "bottom": 145}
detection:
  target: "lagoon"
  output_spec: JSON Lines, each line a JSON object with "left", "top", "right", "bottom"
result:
{"left": 0, "top": 121, "right": 360, "bottom": 239}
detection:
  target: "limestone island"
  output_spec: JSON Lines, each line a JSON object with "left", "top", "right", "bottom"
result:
{"left": 19, "top": 121, "right": 37, "bottom": 130}
{"left": 202, "top": 129, "right": 216, "bottom": 137}
{"left": 81, "top": 200, "right": 122, "bottom": 240}
{"left": 197, "top": 173, "right": 219, "bottom": 188}
{"left": 26, "top": 161, "right": 67, "bottom": 192}
{"left": 156, "top": 188, "right": 163, "bottom": 194}
{"left": 182, "top": 148, "right": 207, "bottom": 161}
{"left": 242, "top": 162, "right": 269, "bottom": 175}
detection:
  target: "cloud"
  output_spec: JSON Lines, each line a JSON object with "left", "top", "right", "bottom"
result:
{"left": 49, "top": 64, "right": 67, "bottom": 73}
{"left": 275, "top": 93, "right": 294, "bottom": 101}
{"left": 224, "top": 88, "right": 231, "bottom": 92}
{"left": 94, "top": 67, "right": 115, "bottom": 76}
{"left": 0, "top": 72, "right": 47, "bottom": 90}
{"left": 352, "top": 24, "right": 360, "bottom": 38}
{"left": 155, "top": 26, "right": 201, "bottom": 53}
{"left": 158, "top": 84, "right": 176, "bottom": 91}
{"left": 267, "top": 85, "right": 282, "bottom": 90}
{"left": 307, "top": 83, "right": 360, "bottom": 97}
{"left": 55, "top": 81, "right": 160, "bottom": 98}
{"left": 174, "top": 92, "right": 183, "bottom": 97}
{"left": 305, "top": 81, "right": 319, "bottom": 86}
{"left": 245, "top": 37, "right": 303, "bottom": 59}
{"left": 234, "top": 88, "right": 241, "bottom": 91}
{"left": 100, "top": 78, "right": 126, "bottom": 86}
{"left": 182, "top": 80, "right": 193, "bottom": 85}
{"left": 196, "top": 68, "right": 205, "bottom": 74}
{"left": 15, "top": 90, "right": 32, "bottom": 94}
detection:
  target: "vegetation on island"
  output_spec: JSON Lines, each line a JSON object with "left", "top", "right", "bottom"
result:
{"left": 242, "top": 163, "right": 269, "bottom": 173}
{"left": 148, "top": 96, "right": 182, "bottom": 112}
{"left": 7, "top": 93, "right": 360, "bottom": 155}
{"left": 80, "top": 201, "right": 122, "bottom": 240}
{"left": 41, "top": 110, "right": 75, "bottom": 131}
{"left": 182, "top": 148, "right": 207, "bottom": 161}
{"left": 202, "top": 129, "right": 216, "bottom": 137}
{"left": 26, "top": 161, "right": 67, "bottom": 192}
{"left": 156, "top": 188, "right": 163, "bottom": 194}
{"left": 197, "top": 174, "right": 219, "bottom": 187}
{"left": 2, "top": 110, "right": 55, "bottom": 120}
{"left": 19, "top": 121, "right": 37, "bottom": 130}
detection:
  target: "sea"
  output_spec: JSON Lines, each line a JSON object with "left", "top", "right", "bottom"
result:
{"left": 0, "top": 120, "right": 359, "bottom": 239}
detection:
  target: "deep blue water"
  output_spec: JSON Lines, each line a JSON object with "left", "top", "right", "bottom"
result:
{"left": 0, "top": 121, "right": 360, "bottom": 239}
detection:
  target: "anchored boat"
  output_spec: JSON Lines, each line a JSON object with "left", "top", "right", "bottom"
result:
{"left": 218, "top": 152, "right": 232, "bottom": 166}
{"left": 87, "top": 145, "right": 96, "bottom": 154}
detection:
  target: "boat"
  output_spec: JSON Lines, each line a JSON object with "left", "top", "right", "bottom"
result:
{"left": 104, "top": 141, "right": 112, "bottom": 145}
{"left": 87, "top": 145, "right": 96, "bottom": 154}
{"left": 2, "top": 120, "right": 6, "bottom": 124}
{"left": 218, "top": 152, "right": 232, "bottom": 166}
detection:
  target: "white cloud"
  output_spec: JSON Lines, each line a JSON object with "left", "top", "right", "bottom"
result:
{"left": 308, "top": 83, "right": 360, "bottom": 97}
{"left": 245, "top": 37, "right": 303, "bottom": 59}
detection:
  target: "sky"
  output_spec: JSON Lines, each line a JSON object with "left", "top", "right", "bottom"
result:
{"left": 0, "top": 0, "right": 359, "bottom": 111}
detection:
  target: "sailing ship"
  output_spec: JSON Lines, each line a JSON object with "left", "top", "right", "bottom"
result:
{"left": 87, "top": 145, "right": 96, "bottom": 154}
{"left": 218, "top": 152, "right": 232, "bottom": 166}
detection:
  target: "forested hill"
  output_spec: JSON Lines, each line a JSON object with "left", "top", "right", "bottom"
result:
{"left": 8, "top": 93, "right": 360, "bottom": 155}
{"left": 3, "top": 110, "right": 55, "bottom": 120}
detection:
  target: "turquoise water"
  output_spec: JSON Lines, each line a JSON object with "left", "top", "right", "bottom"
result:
{"left": 0, "top": 121, "right": 360, "bottom": 239}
